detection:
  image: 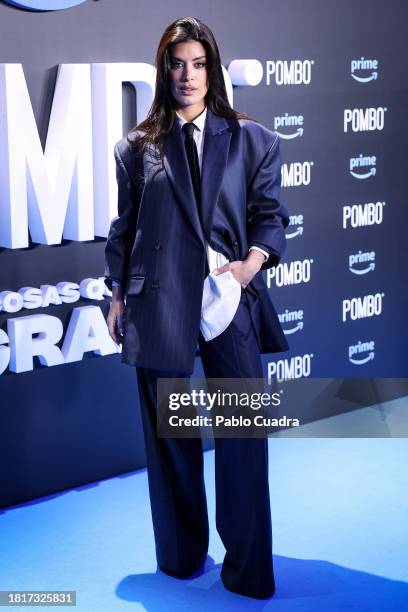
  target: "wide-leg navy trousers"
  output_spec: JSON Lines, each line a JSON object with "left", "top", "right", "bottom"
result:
{"left": 135, "top": 287, "right": 275, "bottom": 599}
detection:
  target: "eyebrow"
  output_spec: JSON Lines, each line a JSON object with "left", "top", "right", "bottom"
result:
{"left": 171, "top": 55, "right": 207, "bottom": 61}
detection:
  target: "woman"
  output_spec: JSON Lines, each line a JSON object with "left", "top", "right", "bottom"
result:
{"left": 104, "top": 16, "right": 290, "bottom": 600}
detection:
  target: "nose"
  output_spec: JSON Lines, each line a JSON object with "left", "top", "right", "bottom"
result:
{"left": 181, "top": 63, "right": 194, "bottom": 82}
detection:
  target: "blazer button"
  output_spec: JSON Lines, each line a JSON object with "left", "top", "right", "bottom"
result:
{"left": 153, "top": 242, "right": 161, "bottom": 250}
{"left": 233, "top": 239, "right": 238, "bottom": 246}
{"left": 151, "top": 283, "right": 160, "bottom": 289}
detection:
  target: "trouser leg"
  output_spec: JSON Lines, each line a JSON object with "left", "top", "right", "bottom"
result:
{"left": 135, "top": 366, "right": 209, "bottom": 575}
{"left": 198, "top": 288, "right": 275, "bottom": 599}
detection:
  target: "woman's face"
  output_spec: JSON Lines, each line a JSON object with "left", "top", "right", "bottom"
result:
{"left": 168, "top": 39, "right": 209, "bottom": 111}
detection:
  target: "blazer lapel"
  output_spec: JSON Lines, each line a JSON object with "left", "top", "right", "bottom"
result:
{"left": 163, "top": 108, "right": 232, "bottom": 246}
{"left": 163, "top": 122, "right": 205, "bottom": 245}
{"left": 200, "top": 109, "right": 232, "bottom": 242}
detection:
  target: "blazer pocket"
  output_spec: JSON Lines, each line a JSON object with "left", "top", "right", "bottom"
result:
{"left": 250, "top": 270, "right": 266, "bottom": 291}
{"left": 126, "top": 275, "right": 145, "bottom": 296}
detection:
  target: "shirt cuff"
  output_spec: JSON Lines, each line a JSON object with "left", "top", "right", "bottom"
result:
{"left": 248, "top": 245, "right": 269, "bottom": 262}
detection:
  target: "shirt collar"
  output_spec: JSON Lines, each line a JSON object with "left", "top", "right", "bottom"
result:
{"left": 175, "top": 106, "right": 207, "bottom": 131}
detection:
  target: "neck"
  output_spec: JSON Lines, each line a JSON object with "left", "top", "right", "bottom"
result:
{"left": 176, "top": 102, "right": 206, "bottom": 123}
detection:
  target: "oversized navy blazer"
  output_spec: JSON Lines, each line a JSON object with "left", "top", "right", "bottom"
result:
{"left": 104, "top": 107, "right": 290, "bottom": 373}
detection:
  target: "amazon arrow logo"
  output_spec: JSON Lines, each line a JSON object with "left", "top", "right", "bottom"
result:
{"left": 286, "top": 226, "right": 304, "bottom": 239}
{"left": 349, "top": 351, "right": 375, "bottom": 365}
{"left": 349, "top": 262, "right": 376, "bottom": 275}
{"left": 283, "top": 321, "right": 304, "bottom": 335}
{"left": 275, "top": 127, "right": 304, "bottom": 140}
{"left": 2, "top": 0, "right": 87, "bottom": 10}
{"left": 351, "top": 71, "right": 378, "bottom": 83}
{"left": 350, "top": 167, "right": 376, "bottom": 179}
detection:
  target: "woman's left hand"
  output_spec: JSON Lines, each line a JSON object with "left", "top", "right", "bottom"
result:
{"left": 213, "top": 250, "right": 265, "bottom": 288}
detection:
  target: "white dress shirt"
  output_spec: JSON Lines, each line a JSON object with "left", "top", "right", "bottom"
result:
{"left": 112, "top": 106, "right": 269, "bottom": 342}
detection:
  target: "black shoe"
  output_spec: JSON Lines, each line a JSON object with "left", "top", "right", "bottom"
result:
{"left": 222, "top": 579, "right": 276, "bottom": 599}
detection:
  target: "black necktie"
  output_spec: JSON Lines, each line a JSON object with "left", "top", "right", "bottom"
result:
{"left": 182, "top": 122, "right": 209, "bottom": 278}
{"left": 182, "top": 122, "right": 201, "bottom": 210}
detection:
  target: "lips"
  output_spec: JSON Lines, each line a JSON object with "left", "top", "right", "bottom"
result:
{"left": 180, "top": 88, "right": 197, "bottom": 92}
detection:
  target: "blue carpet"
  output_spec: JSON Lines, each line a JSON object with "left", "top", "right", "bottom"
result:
{"left": 1, "top": 437, "right": 407, "bottom": 611}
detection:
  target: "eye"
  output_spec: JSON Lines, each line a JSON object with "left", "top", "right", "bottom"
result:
{"left": 195, "top": 62, "right": 207, "bottom": 69}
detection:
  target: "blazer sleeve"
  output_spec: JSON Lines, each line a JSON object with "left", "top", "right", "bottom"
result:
{"left": 104, "top": 141, "right": 141, "bottom": 291}
{"left": 246, "top": 134, "right": 289, "bottom": 270}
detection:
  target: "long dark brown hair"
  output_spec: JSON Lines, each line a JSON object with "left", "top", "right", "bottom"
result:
{"left": 127, "top": 16, "right": 256, "bottom": 160}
